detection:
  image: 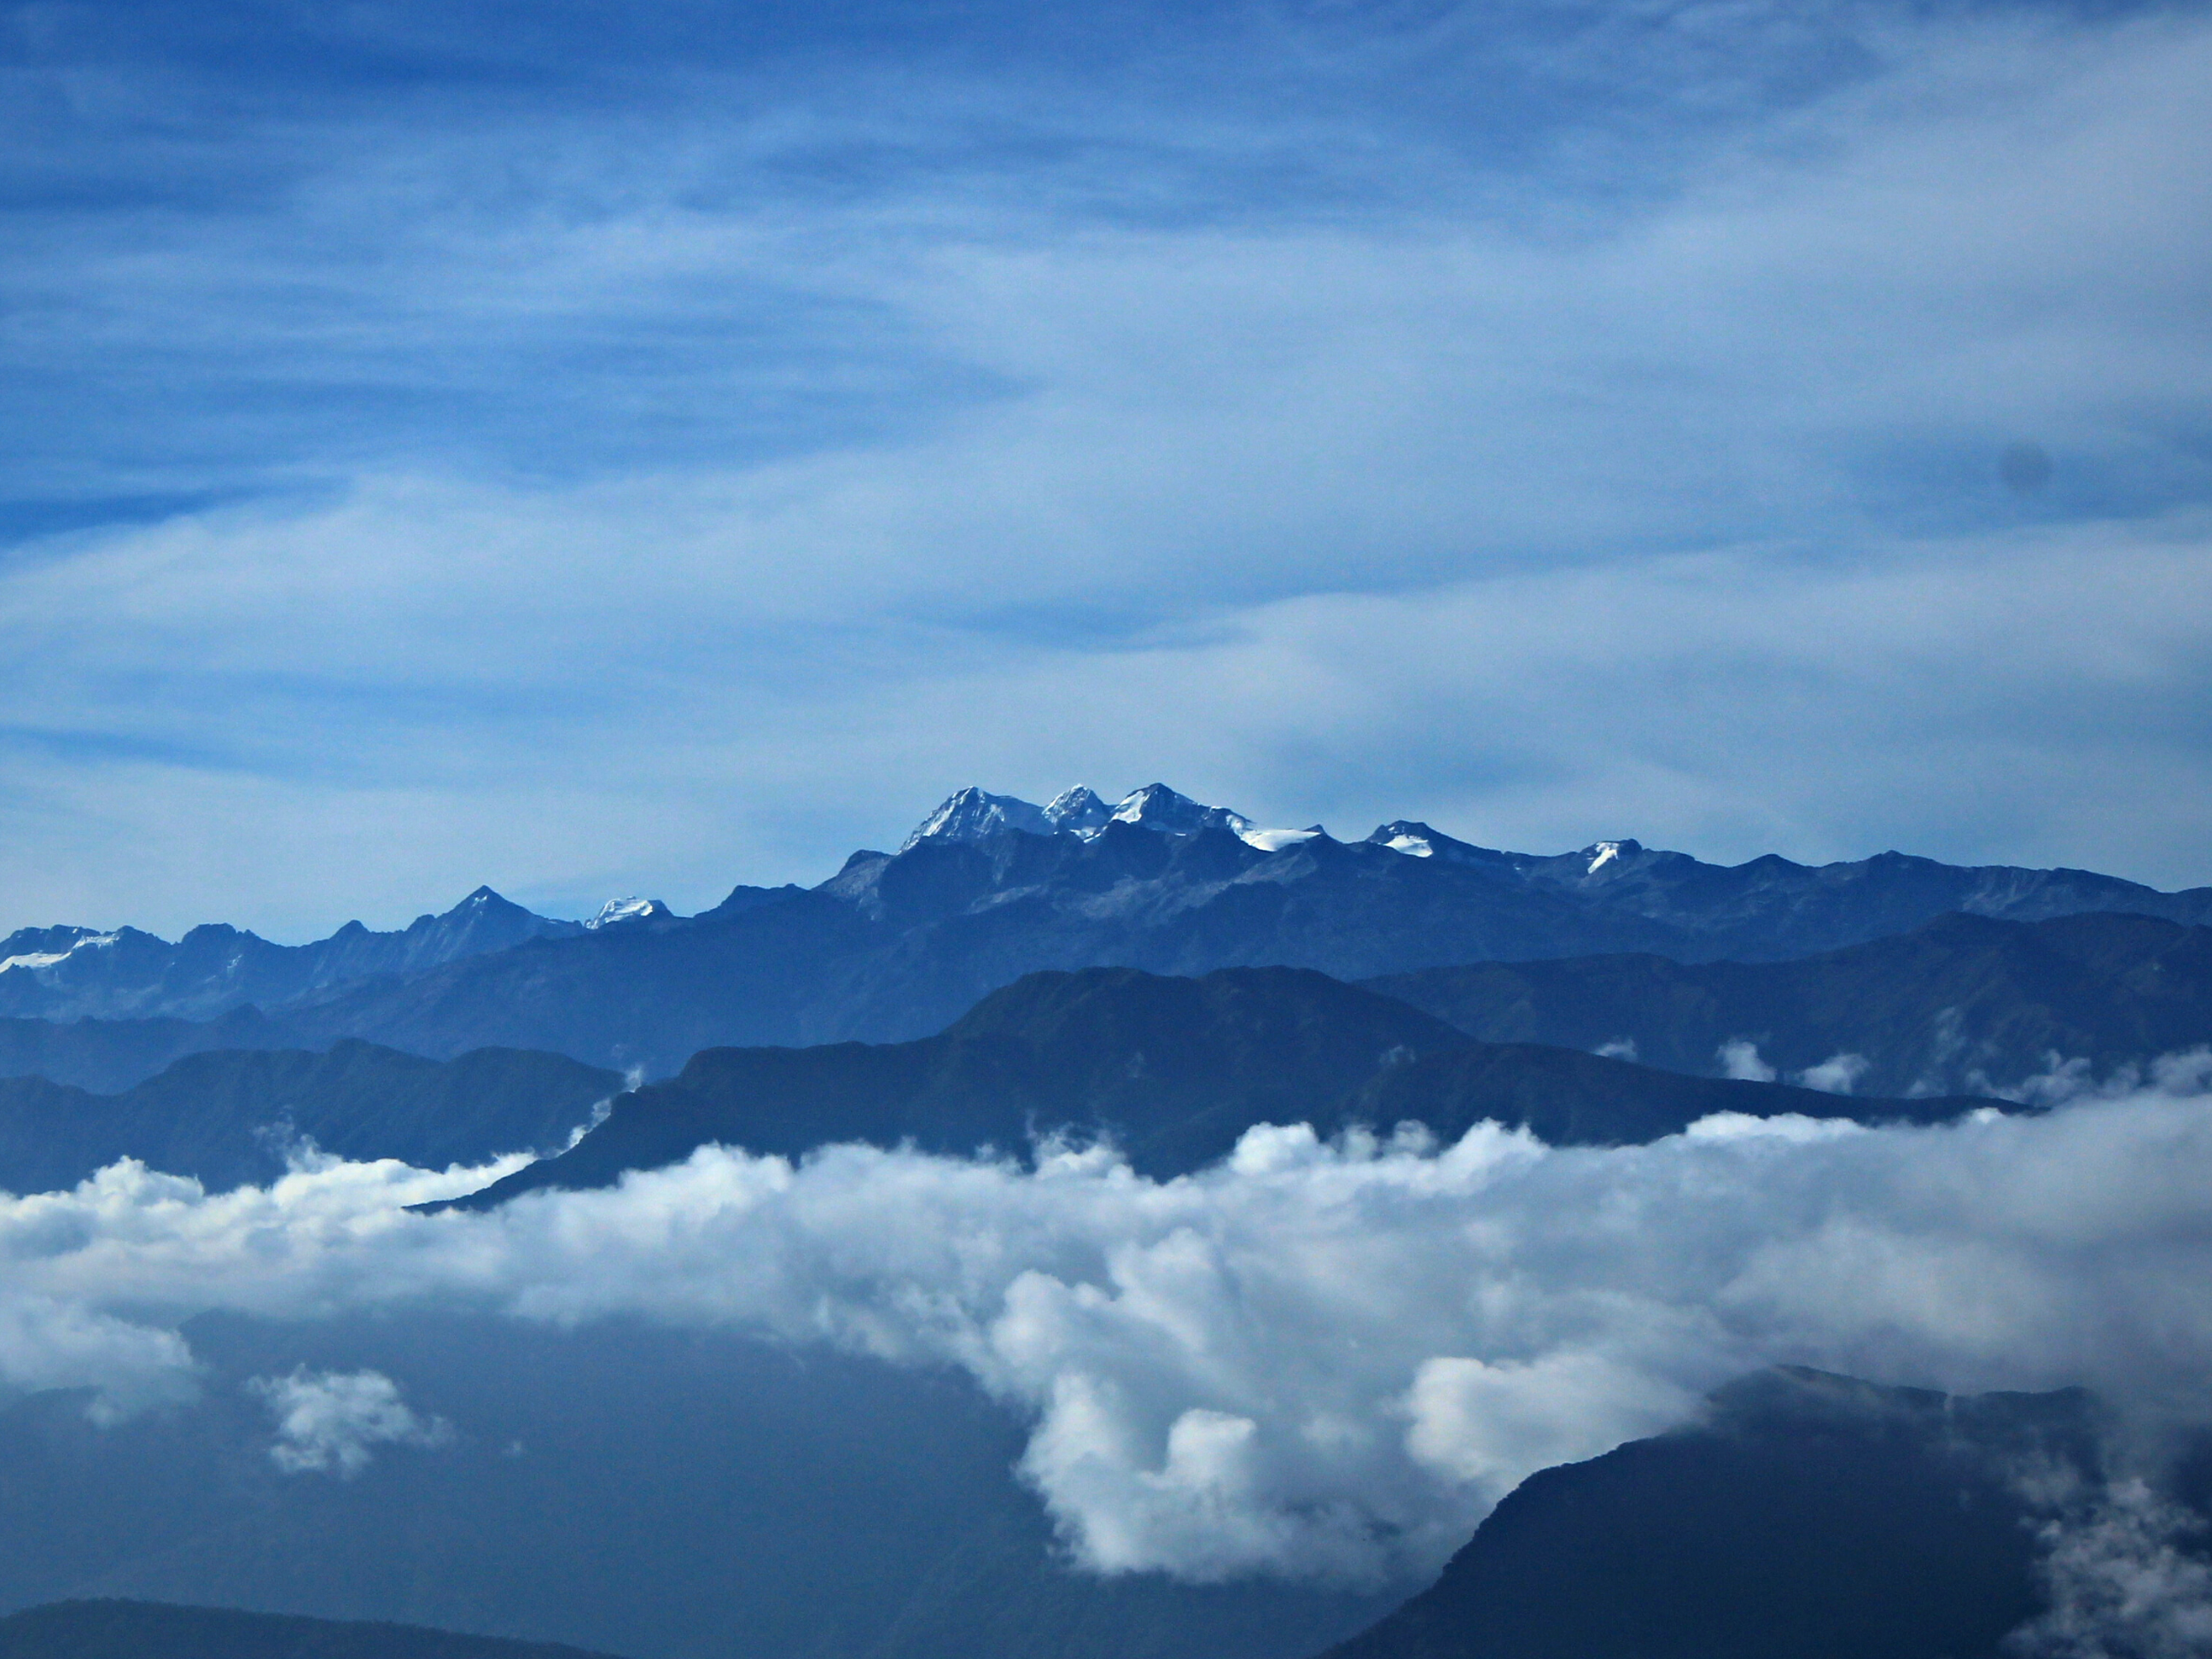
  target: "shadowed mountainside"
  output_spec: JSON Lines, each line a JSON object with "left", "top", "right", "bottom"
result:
{"left": 0, "top": 1042, "right": 619, "bottom": 1194}
{"left": 445, "top": 967, "right": 1993, "bottom": 1209}
{"left": 1365, "top": 910, "right": 2212, "bottom": 1098}
{"left": 0, "top": 1600, "right": 621, "bottom": 1659}
{"left": 1313, "top": 1367, "right": 2110, "bottom": 1659}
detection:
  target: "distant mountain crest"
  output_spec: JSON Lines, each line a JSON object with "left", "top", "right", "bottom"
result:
{"left": 583, "top": 897, "right": 672, "bottom": 930}
{"left": 0, "top": 926, "right": 122, "bottom": 975}
{"left": 899, "top": 788, "right": 1054, "bottom": 851}
{"left": 0, "top": 888, "right": 584, "bottom": 1024}
{"left": 1042, "top": 784, "right": 1111, "bottom": 835}
{"left": 1109, "top": 783, "right": 1255, "bottom": 838}
{"left": 904, "top": 783, "right": 1317, "bottom": 852}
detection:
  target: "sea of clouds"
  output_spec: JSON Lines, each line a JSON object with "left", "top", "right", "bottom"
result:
{"left": 4, "top": 1067, "right": 2212, "bottom": 1590}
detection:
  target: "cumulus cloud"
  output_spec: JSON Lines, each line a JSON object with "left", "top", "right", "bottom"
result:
{"left": 249, "top": 1367, "right": 452, "bottom": 1477}
{"left": 5, "top": 1074, "right": 2212, "bottom": 1581}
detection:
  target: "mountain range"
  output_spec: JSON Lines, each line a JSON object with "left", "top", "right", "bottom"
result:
{"left": 8, "top": 784, "right": 2205, "bottom": 1086}
{"left": 0, "top": 888, "right": 605, "bottom": 1025}
{"left": 1369, "top": 908, "right": 2212, "bottom": 1098}
{"left": 2, "top": 784, "right": 2209, "bottom": 1659}
{"left": 443, "top": 966, "right": 1993, "bottom": 1209}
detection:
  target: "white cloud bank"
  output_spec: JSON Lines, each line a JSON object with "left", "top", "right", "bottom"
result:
{"left": 7, "top": 1076, "right": 2212, "bottom": 1584}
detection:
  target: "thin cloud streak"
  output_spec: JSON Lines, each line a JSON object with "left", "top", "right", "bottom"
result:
{"left": 0, "top": 4, "right": 2206, "bottom": 931}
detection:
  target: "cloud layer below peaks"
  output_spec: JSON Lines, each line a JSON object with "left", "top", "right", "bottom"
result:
{"left": 3, "top": 1067, "right": 2212, "bottom": 1584}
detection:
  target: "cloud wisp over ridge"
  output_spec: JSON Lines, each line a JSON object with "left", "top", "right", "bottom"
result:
{"left": 3, "top": 1068, "right": 2212, "bottom": 1583}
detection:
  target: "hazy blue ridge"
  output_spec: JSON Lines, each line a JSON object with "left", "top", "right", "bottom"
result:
{"left": 1366, "top": 910, "right": 2212, "bottom": 1099}
{"left": 0, "top": 1042, "right": 617, "bottom": 1195}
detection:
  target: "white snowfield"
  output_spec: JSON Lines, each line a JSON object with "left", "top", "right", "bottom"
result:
{"left": 0, "top": 931, "right": 119, "bottom": 975}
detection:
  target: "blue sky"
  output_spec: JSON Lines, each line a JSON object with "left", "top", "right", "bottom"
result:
{"left": 3, "top": 0, "right": 2209, "bottom": 937}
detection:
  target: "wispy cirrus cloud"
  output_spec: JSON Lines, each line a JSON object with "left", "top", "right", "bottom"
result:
{"left": 1, "top": 2, "right": 2208, "bottom": 934}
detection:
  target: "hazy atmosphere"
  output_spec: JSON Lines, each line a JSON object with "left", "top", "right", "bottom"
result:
{"left": 5, "top": 0, "right": 2209, "bottom": 937}
{"left": 3, "top": 9, "right": 2212, "bottom": 1659}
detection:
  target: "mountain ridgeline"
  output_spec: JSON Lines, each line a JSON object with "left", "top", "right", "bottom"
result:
{"left": 0, "top": 1601, "right": 622, "bottom": 1659}
{"left": 6, "top": 784, "right": 2206, "bottom": 1087}
{"left": 0, "top": 1043, "right": 619, "bottom": 1196}
{"left": 0, "top": 888, "right": 592, "bottom": 1025}
{"left": 1367, "top": 909, "right": 2212, "bottom": 1098}
{"left": 441, "top": 967, "right": 1994, "bottom": 1210}
{"left": 1317, "top": 1368, "right": 2109, "bottom": 1659}
{"left": 0, "top": 786, "right": 2205, "bottom": 1659}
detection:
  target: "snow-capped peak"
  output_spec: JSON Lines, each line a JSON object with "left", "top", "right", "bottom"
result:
{"left": 1580, "top": 840, "right": 1643, "bottom": 876}
{"left": 899, "top": 788, "right": 1052, "bottom": 852}
{"left": 900, "top": 783, "right": 1316, "bottom": 852}
{"left": 1043, "top": 786, "right": 1111, "bottom": 838}
{"left": 584, "top": 896, "right": 671, "bottom": 930}
{"left": 1109, "top": 783, "right": 1255, "bottom": 839}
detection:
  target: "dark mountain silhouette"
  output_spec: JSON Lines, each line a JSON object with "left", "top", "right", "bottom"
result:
{"left": 1315, "top": 1367, "right": 2110, "bottom": 1659}
{"left": 443, "top": 967, "right": 1994, "bottom": 1209}
{"left": 0, "top": 1042, "right": 619, "bottom": 1195}
{"left": 0, "top": 1599, "right": 620, "bottom": 1659}
{"left": 1365, "top": 910, "right": 2212, "bottom": 1097}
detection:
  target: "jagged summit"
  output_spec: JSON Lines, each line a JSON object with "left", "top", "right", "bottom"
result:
{"left": 0, "top": 926, "right": 123, "bottom": 975}
{"left": 584, "top": 896, "right": 674, "bottom": 930}
{"left": 899, "top": 788, "right": 1053, "bottom": 851}
{"left": 902, "top": 783, "right": 1318, "bottom": 853}
{"left": 1109, "top": 783, "right": 1255, "bottom": 838}
{"left": 1042, "top": 785, "right": 1110, "bottom": 836}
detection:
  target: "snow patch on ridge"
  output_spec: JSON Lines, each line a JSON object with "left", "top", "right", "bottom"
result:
{"left": 0, "top": 932, "right": 120, "bottom": 975}
{"left": 583, "top": 898, "right": 670, "bottom": 930}
{"left": 1242, "top": 826, "right": 1324, "bottom": 852}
